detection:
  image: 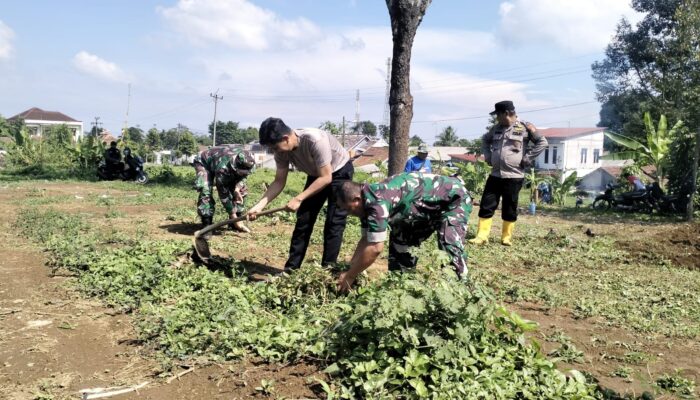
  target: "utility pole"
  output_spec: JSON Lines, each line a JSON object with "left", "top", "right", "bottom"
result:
{"left": 91, "top": 116, "right": 102, "bottom": 137}
{"left": 383, "top": 57, "right": 391, "bottom": 129}
{"left": 342, "top": 116, "right": 346, "bottom": 147}
{"left": 210, "top": 90, "right": 223, "bottom": 146}
{"left": 355, "top": 89, "right": 361, "bottom": 134}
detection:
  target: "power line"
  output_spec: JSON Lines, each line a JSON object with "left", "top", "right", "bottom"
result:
{"left": 411, "top": 101, "right": 598, "bottom": 124}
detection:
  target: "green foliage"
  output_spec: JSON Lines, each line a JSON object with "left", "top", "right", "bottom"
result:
{"left": 319, "top": 121, "right": 341, "bottom": 135}
{"left": 352, "top": 120, "right": 377, "bottom": 137}
{"left": 409, "top": 135, "right": 423, "bottom": 146}
{"left": 433, "top": 126, "right": 459, "bottom": 146}
{"left": 525, "top": 169, "right": 548, "bottom": 202}
{"left": 146, "top": 127, "right": 162, "bottom": 150}
{"left": 15, "top": 207, "right": 599, "bottom": 399}
{"left": 177, "top": 131, "right": 198, "bottom": 156}
{"left": 655, "top": 371, "right": 695, "bottom": 397}
{"left": 210, "top": 121, "right": 257, "bottom": 146}
{"left": 550, "top": 172, "right": 578, "bottom": 206}
{"left": 455, "top": 159, "right": 491, "bottom": 196}
{"left": 602, "top": 112, "right": 683, "bottom": 187}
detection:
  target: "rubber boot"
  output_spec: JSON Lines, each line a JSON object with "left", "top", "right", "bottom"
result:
{"left": 201, "top": 216, "right": 213, "bottom": 240}
{"left": 501, "top": 221, "right": 515, "bottom": 246}
{"left": 468, "top": 217, "right": 493, "bottom": 245}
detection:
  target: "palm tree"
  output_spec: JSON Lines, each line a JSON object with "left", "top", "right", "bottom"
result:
{"left": 434, "top": 126, "right": 459, "bottom": 146}
{"left": 601, "top": 112, "right": 683, "bottom": 188}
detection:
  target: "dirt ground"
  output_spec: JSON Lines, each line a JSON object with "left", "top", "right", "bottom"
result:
{"left": 1, "top": 182, "right": 698, "bottom": 399}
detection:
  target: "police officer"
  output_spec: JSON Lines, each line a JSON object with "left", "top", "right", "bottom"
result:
{"left": 335, "top": 173, "right": 472, "bottom": 292}
{"left": 192, "top": 145, "right": 255, "bottom": 236}
{"left": 470, "top": 100, "right": 547, "bottom": 246}
{"left": 247, "top": 117, "right": 354, "bottom": 272}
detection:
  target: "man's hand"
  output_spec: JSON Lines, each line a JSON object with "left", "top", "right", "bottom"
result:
{"left": 247, "top": 204, "right": 264, "bottom": 221}
{"left": 336, "top": 271, "right": 356, "bottom": 293}
{"left": 286, "top": 196, "right": 303, "bottom": 212}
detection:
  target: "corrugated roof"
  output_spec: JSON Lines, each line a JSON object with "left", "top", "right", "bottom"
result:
{"left": 352, "top": 146, "right": 389, "bottom": 167}
{"left": 9, "top": 107, "right": 80, "bottom": 123}
{"left": 449, "top": 153, "right": 484, "bottom": 162}
{"left": 538, "top": 127, "right": 605, "bottom": 138}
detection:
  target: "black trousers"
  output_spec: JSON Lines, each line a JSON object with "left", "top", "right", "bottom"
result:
{"left": 285, "top": 161, "right": 354, "bottom": 270}
{"left": 477, "top": 176, "right": 524, "bottom": 222}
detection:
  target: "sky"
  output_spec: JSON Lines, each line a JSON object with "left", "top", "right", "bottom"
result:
{"left": 0, "top": 0, "right": 642, "bottom": 143}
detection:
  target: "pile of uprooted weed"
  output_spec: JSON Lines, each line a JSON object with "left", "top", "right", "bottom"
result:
{"left": 16, "top": 208, "right": 598, "bottom": 399}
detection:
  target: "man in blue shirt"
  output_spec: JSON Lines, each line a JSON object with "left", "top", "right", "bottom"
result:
{"left": 404, "top": 143, "right": 432, "bottom": 173}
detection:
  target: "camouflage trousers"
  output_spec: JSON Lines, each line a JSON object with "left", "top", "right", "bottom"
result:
{"left": 388, "top": 196, "right": 472, "bottom": 277}
{"left": 193, "top": 162, "right": 246, "bottom": 219}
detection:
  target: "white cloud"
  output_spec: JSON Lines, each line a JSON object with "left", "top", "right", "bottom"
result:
{"left": 72, "top": 51, "right": 131, "bottom": 82}
{"left": 186, "top": 26, "right": 535, "bottom": 138}
{"left": 497, "top": 0, "right": 642, "bottom": 53}
{"left": 158, "top": 0, "right": 322, "bottom": 51}
{"left": 0, "top": 20, "right": 15, "bottom": 60}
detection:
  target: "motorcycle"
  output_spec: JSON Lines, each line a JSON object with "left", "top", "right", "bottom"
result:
{"left": 592, "top": 183, "right": 653, "bottom": 213}
{"left": 97, "top": 156, "right": 149, "bottom": 184}
{"left": 647, "top": 182, "right": 682, "bottom": 214}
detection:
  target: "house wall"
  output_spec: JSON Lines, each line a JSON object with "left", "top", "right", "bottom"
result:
{"left": 578, "top": 169, "right": 615, "bottom": 192}
{"left": 535, "top": 131, "right": 604, "bottom": 180}
{"left": 25, "top": 119, "right": 84, "bottom": 141}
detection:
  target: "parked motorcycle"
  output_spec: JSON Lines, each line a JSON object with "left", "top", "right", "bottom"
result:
{"left": 592, "top": 183, "right": 653, "bottom": 213}
{"left": 97, "top": 155, "right": 149, "bottom": 184}
{"left": 647, "top": 182, "right": 682, "bottom": 214}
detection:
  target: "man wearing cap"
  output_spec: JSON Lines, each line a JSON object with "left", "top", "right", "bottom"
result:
{"left": 247, "top": 117, "right": 354, "bottom": 272}
{"left": 404, "top": 143, "right": 432, "bottom": 173}
{"left": 470, "top": 100, "right": 547, "bottom": 246}
{"left": 192, "top": 145, "right": 255, "bottom": 235}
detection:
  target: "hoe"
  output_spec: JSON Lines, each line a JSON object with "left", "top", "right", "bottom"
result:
{"left": 193, "top": 206, "right": 286, "bottom": 263}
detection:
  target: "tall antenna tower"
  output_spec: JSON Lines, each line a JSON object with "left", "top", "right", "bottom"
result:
{"left": 123, "top": 83, "right": 131, "bottom": 139}
{"left": 355, "top": 89, "right": 361, "bottom": 134}
{"left": 383, "top": 57, "right": 391, "bottom": 128}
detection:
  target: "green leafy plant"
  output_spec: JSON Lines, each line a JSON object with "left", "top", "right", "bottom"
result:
{"left": 602, "top": 112, "right": 683, "bottom": 188}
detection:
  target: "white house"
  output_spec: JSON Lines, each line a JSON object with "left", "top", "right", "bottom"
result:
{"left": 8, "top": 107, "right": 84, "bottom": 141}
{"left": 245, "top": 142, "right": 276, "bottom": 169}
{"left": 535, "top": 127, "right": 606, "bottom": 180}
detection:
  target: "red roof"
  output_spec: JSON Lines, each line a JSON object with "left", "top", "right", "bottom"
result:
{"left": 538, "top": 127, "right": 605, "bottom": 139}
{"left": 8, "top": 107, "right": 80, "bottom": 123}
{"left": 449, "top": 153, "right": 484, "bottom": 162}
{"left": 352, "top": 146, "right": 389, "bottom": 167}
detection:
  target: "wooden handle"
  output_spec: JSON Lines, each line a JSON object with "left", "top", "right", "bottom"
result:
{"left": 194, "top": 206, "right": 287, "bottom": 239}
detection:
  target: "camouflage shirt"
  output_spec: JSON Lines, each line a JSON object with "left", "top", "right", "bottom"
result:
{"left": 361, "top": 173, "right": 470, "bottom": 243}
{"left": 193, "top": 145, "right": 254, "bottom": 215}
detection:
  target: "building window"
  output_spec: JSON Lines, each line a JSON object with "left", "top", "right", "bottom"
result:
{"left": 593, "top": 149, "right": 600, "bottom": 163}
{"left": 544, "top": 148, "right": 549, "bottom": 164}
{"left": 552, "top": 146, "right": 558, "bottom": 165}
{"left": 580, "top": 148, "right": 588, "bottom": 164}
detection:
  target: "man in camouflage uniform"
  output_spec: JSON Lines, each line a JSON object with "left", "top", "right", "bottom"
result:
{"left": 192, "top": 145, "right": 255, "bottom": 234}
{"left": 335, "top": 173, "right": 472, "bottom": 292}
{"left": 470, "top": 100, "right": 547, "bottom": 246}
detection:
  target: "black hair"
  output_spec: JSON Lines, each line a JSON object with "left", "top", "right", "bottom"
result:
{"left": 259, "top": 117, "right": 292, "bottom": 145}
{"left": 336, "top": 181, "right": 363, "bottom": 204}
{"left": 110, "top": 141, "right": 117, "bottom": 147}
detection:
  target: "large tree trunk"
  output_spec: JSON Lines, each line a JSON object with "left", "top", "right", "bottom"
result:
{"left": 385, "top": 0, "right": 431, "bottom": 176}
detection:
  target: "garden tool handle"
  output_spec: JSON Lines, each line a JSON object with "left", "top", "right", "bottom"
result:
{"left": 194, "top": 207, "right": 287, "bottom": 240}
